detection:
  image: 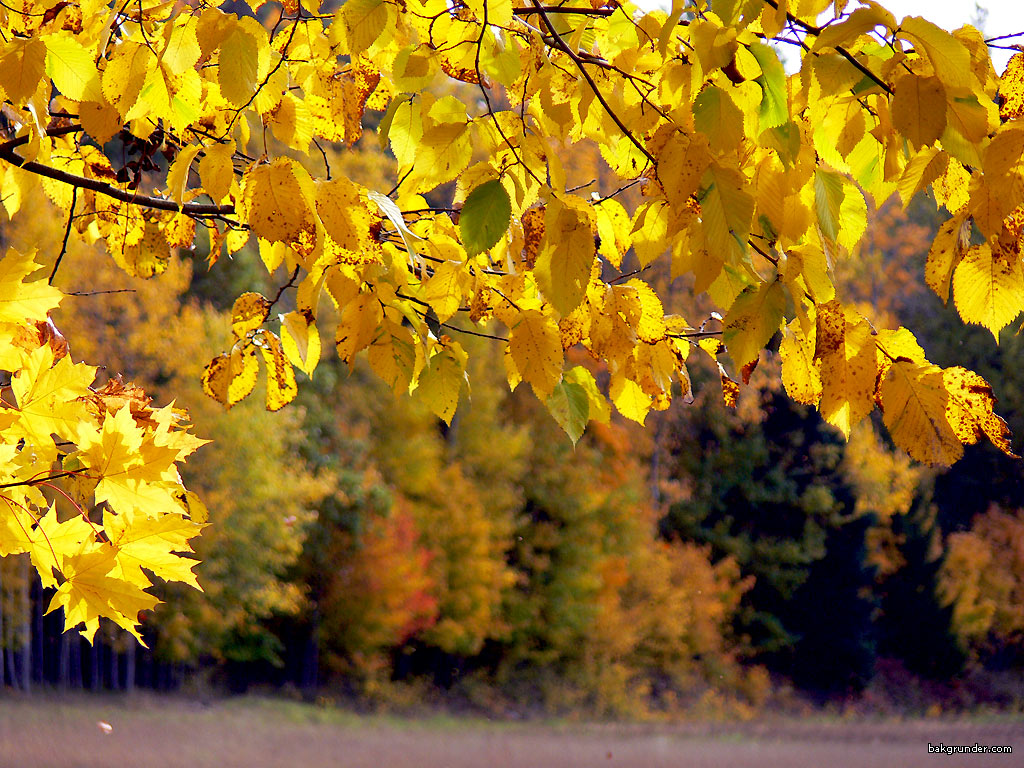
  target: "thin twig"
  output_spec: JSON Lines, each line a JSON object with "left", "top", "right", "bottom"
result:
{"left": 985, "top": 32, "right": 1024, "bottom": 43}
{"left": 513, "top": 6, "right": 616, "bottom": 16}
{"left": 50, "top": 186, "right": 78, "bottom": 284}
{"left": 762, "top": 0, "right": 893, "bottom": 95}
{"left": 530, "top": 0, "right": 656, "bottom": 165}
{"left": 66, "top": 288, "right": 137, "bottom": 296}
{"left": 0, "top": 470, "right": 84, "bottom": 490}
{"left": 312, "top": 138, "right": 332, "bottom": 180}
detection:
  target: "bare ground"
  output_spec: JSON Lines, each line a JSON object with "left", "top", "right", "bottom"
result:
{"left": 1, "top": 693, "right": 1020, "bottom": 768}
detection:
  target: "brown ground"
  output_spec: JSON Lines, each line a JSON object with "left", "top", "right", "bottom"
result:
{"left": 0, "top": 693, "right": 1020, "bottom": 768}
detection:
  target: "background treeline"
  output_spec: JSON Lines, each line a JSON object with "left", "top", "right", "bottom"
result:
{"left": 1, "top": 137, "right": 1023, "bottom": 716}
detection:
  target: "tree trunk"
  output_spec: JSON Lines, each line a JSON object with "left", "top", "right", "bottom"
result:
{"left": 58, "top": 630, "right": 70, "bottom": 690}
{"left": 302, "top": 604, "right": 320, "bottom": 695}
{"left": 20, "top": 557, "right": 30, "bottom": 692}
{"left": 70, "top": 633, "right": 82, "bottom": 689}
{"left": 0, "top": 563, "right": 7, "bottom": 688}
{"left": 87, "top": 637, "right": 99, "bottom": 691}
{"left": 31, "top": 576, "right": 43, "bottom": 684}
{"left": 125, "top": 639, "right": 135, "bottom": 693}
{"left": 108, "top": 638, "right": 118, "bottom": 691}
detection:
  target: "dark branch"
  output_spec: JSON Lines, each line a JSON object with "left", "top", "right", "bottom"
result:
{"left": 0, "top": 126, "right": 235, "bottom": 217}
{"left": 50, "top": 186, "right": 77, "bottom": 284}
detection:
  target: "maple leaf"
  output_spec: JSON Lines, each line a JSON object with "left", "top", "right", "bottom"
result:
{"left": 0, "top": 248, "right": 62, "bottom": 324}
{"left": 103, "top": 509, "right": 203, "bottom": 590}
{"left": 10, "top": 344, "right": 95, "bottom": 460}
{"left": 47, "top": 544, "right": 159, "bottom": 643}
{"left": 77, "top": 406, "right": 185, "bottom": 518}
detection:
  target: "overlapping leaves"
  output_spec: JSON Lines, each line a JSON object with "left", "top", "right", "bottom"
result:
{"left": 1, "top": 0, "right": 1022, "bottom": 466}
{"left": 0, "top": 249, "right": 206, "bottom": 642}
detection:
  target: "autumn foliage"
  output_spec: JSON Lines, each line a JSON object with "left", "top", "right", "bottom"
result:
{"left": 2, "top": 0, "right": 1024, "bottom": 666}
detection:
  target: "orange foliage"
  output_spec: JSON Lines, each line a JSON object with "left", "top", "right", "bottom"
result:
{"left": 941, "top": 506, "right": 1024, "bottom": 655}
{"left": 320, "top": 506, "right": 438, "bottom": 674}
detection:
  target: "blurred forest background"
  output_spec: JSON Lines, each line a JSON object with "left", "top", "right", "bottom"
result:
{"left": 2, "top": 104, "right": 1024, "bottom": 720}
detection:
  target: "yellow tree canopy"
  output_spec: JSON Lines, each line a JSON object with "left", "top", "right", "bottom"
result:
{"left": 2, "top": 0, "right": 1023, "bottom": 637}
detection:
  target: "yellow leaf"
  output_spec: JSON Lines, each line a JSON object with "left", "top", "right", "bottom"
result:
{"left": 780, "top": 321, "right": 821, "bottom": 405}
{"left": 898, "top": 16, "right": 973, "bottom": 91}
{"left": 658, "top": 130, "right": 712, "bottom": 211}
{"left": 892, "top": 73, "right": 946, "bottom": 150}
{"left": 241, "top": 159, "right": 317, "bottom": 251}
{"left": 335, "top": 292, "right": 382, "bottom": 364}
{"left": 315, "top": 175, "right": 370, "bottom": 252}
{"left": 256, "top": 330, "right": 297, "bottom": 411}
{"left": 926, "top": 215, "right": 969, "bottom": 303}
{"left": 44, "top": 33, "right": 98, "bottom": 102}
{"left": 811, "top": 6, "right": 896, "bottom": 52}
{"left": 340, "top": 0, "right": 389, "bottom": 55}
{"left": 952, "top": 243, "right": 1024, "bottom": 340}
{"left": 103, "top": 510, "right": 203, "bottom": 590}
{"left": 510, "top": 310, "right": 563, "bottom": 399}
{"left": 162, "top": 23, "right": 201, "bottom": 72}
{"left": 27, "top": 506, "right": 94, "bottom": 589}
{"left": 942, "top": 367, "right": 1017, "bottom": 458}
{"left": 217, "top": 25, "right": 260, "bottom": 108}
{"left": 267, "top": 92, "right": 313, "bottom": 153}
{"left": 166, "top": 144, "right": 201, "bottom": 206}
{"left": 77, "top": 407, "right": 184, "bottom": 517}
{"left": 0, "top": 36, "right": 47, "bottom": 105}
{"left": 630, "top": 201, "right": 670, "bottom": 268}
{"left": 419, "top": 261, "right": 467, "bottom": 323}
{"left": 880, "top": 360, "right": 962, "bottom": 466}
{"left": 0, "top": 247, "right": 62, "bottom": 324}
{"left": 101, "top": 41, "right": 154, "bottom": 119}
{"left": 564, "top": 365, "right": 610, "bottom": 425}
{"left": 701, "top": 164, "right": 754, "bottom": 265}
{"left": 47, "top": 545, "right": 159, "bottom": 643}
{"left": 112, "top": 216, "right": 171, "bottom": 279}
{"left": 534, "top": 197, "right": 595, "bottom": 316}
{"left": 818, "top": 310, "right": 877, "bottom": 438}
{"left": 415, "top": 120, "right": 473, "bottom": 188}
{"left": 11, "top": 345, "right": 95, "bottom": 459}
{"left": 199, "top": 143, "right": 236, "bottom": 202}
{"left": 998, "top": 52, "right": 1024, "bottom": 122}
{"left": 280, "top": 310, "right": 321, "bottom": 378}
{"left": 720, "top": 364, "right": 740, "bottom": 408}
{"left": 897, "top": 147, "right": 948, "bottom": 206}
{"left": 693, "top": 85, "right": 745, "bottom": 154}
{"left": 595, "top": 199, "right": 631, "bottom": 270}
{"left": 201, "top": 345, "right": 259, "bottom": 407}
{"left": 610, "top": 370, "right": 651, "bottom": 425}
{"left": 416, "top": 340, "right": 467, "bottom": 425}
{"left": 231, "top": 292, "right": 270, "bottom": 338}
{"left": 367, "top": 319, "right": 419, "bottom": 395}
{"left": 625, "top": 279, "right": 667, "bottom": 343}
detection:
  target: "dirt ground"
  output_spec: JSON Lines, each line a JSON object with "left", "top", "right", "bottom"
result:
{"left": 1, "top": 694, "right": 1020, "bottom": 768}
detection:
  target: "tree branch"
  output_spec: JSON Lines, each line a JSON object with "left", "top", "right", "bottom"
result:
{"left": 530, "top": 0, "right": 656, "bottom": 166}
{"left": 50, "top": 185, "right": 77, "bottom": 284}
{"left": 513, "top": 6, "right": 617, "bottom": 16}
{"left": 0, "top": 130, "right": 235, "bottom": 217}
{"left": 763, "top": 0, "right": 893, "bottom": 95}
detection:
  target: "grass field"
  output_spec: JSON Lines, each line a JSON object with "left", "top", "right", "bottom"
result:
{"left": 1, "top": 693, "right": 1021, "bottom": 767}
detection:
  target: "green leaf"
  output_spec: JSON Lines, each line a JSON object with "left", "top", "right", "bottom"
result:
{"left": 749, "top": 42, "right": 787, "bottom": 131}
{"left": 813, "top": 169, "right": 844, "bottom": 243}
{"left": 460, "top": 180, "right": 511, "bottom": 257}
{"left": 723, "top": 279, "right": 785, "bottom": 366}
{"left": 546, "top": 380, "right": 589, "bottom": 445}
{"left": 700, "top": 165, "right": 754, "bottom": 265}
